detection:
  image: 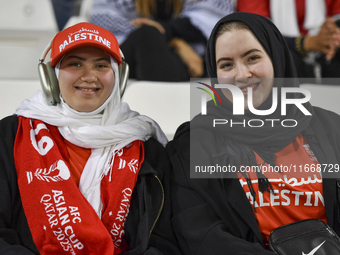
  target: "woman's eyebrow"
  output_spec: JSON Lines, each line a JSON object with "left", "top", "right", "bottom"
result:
{"left": 216, "top": 57, "right": 233, "bottom": 65}
{"left": 95, "top": 58, "right": 110, "bottom": 62}
{"left": 216, "top": 48, "right": 262, "bottom": 65}
{"left": 240, "top": 48, "right": 262, "bottom": 58}
{"left": 64, "top": 56, "right": 85, "bottom": 61}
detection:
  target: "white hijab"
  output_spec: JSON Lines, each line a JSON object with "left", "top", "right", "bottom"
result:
{"left": 16, "top": 57, "right": 168, "bottom": 217}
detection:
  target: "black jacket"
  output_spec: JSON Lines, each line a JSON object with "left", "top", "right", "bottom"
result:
{"left": 0, "top": 115, "right": 182, "bottom": 255}
{"left": 166, "top": 106, "right": 340, "bottom": 255}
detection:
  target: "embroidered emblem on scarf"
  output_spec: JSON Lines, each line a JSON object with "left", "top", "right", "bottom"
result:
{"left": 14, "top": 117, "right": 144, "bottom": 254}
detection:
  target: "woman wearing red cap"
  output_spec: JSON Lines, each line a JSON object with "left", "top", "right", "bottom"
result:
{"left": 0, "top": 22, "right": 181, "bottom": 255}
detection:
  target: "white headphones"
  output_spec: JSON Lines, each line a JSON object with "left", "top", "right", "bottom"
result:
{"left": 38, "top": 42, "right": 129, "bottom": 106}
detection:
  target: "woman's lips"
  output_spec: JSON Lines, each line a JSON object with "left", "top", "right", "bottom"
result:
{"left": 76, "top": 87, "right": 100, "bottom": 95}
{"left": 78, "top": 88, "right": 98, "bottom": 92}
{"left": 239, "top": 83, "right": 259, "bottom": 94}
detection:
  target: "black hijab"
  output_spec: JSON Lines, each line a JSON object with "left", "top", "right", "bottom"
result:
{"left": 191, "top": 13, "right": 313, "bottom": 195}
{"left": 206, "top": 12, "right": 297, "bottom": 79}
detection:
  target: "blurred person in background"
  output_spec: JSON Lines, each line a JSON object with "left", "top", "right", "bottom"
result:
{"left": 237, "top": 0, "right": 340, "bottom": 84}
{"left": 51, "top": 0, "right": 77, "bottom": 30}
{"left": 91, "top": 0, "right": 234, "bottom": 81}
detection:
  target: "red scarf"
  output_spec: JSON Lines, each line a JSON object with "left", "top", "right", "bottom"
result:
{"left": 14, "top": 117, "right": 144, "bottom": 254}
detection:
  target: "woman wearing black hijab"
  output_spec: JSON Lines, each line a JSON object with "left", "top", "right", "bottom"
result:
{"left": 166, "top": 12, "right": 340, "bottom": 254}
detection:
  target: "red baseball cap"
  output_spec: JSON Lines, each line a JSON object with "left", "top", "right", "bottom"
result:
{"left": 50, "top": 22, "right": 122, "bottom": 66}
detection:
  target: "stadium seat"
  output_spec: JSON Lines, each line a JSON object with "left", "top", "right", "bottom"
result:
{"left": 122, "top": 81, "right": 191, "bottom": 140}
{"left": 0, "top": 0, "right": 58, "bottom": 79}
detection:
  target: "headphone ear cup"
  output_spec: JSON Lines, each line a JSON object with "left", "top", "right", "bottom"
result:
{"left": 119, "top": 61, "right": 129, "bottom": 98}
{"left": 118, "top": 48, "right": 129, "bottom": 98}
{"left": 38, "top": 62, "right": 60, "bottom": 105}
{"left": 46, "top": 62, "right": 60, "bottom": 104}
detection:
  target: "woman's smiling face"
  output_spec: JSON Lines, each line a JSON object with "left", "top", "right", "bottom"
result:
{"left": 58, "top": 46, "right": 115, "bottom": 112}
{"left": 215, "top": 28, "right": 274, "bottom": 110}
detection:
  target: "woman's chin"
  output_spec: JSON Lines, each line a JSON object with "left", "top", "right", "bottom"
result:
{"left": 244, "top": 97, "right": 262, "bottom": 110}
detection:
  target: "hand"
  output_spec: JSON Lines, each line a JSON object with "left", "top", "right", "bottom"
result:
{"left": 131, "top": 18, "right": 165, "bottom": 34}
{"left": 325, "top": 29, "right": 340, "bottom": 61}
{"left": 169, "top": 38, "right": 204, "bottom": 78}
{"left": 304, "top": 17, "right": 340, "bottom": 60}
